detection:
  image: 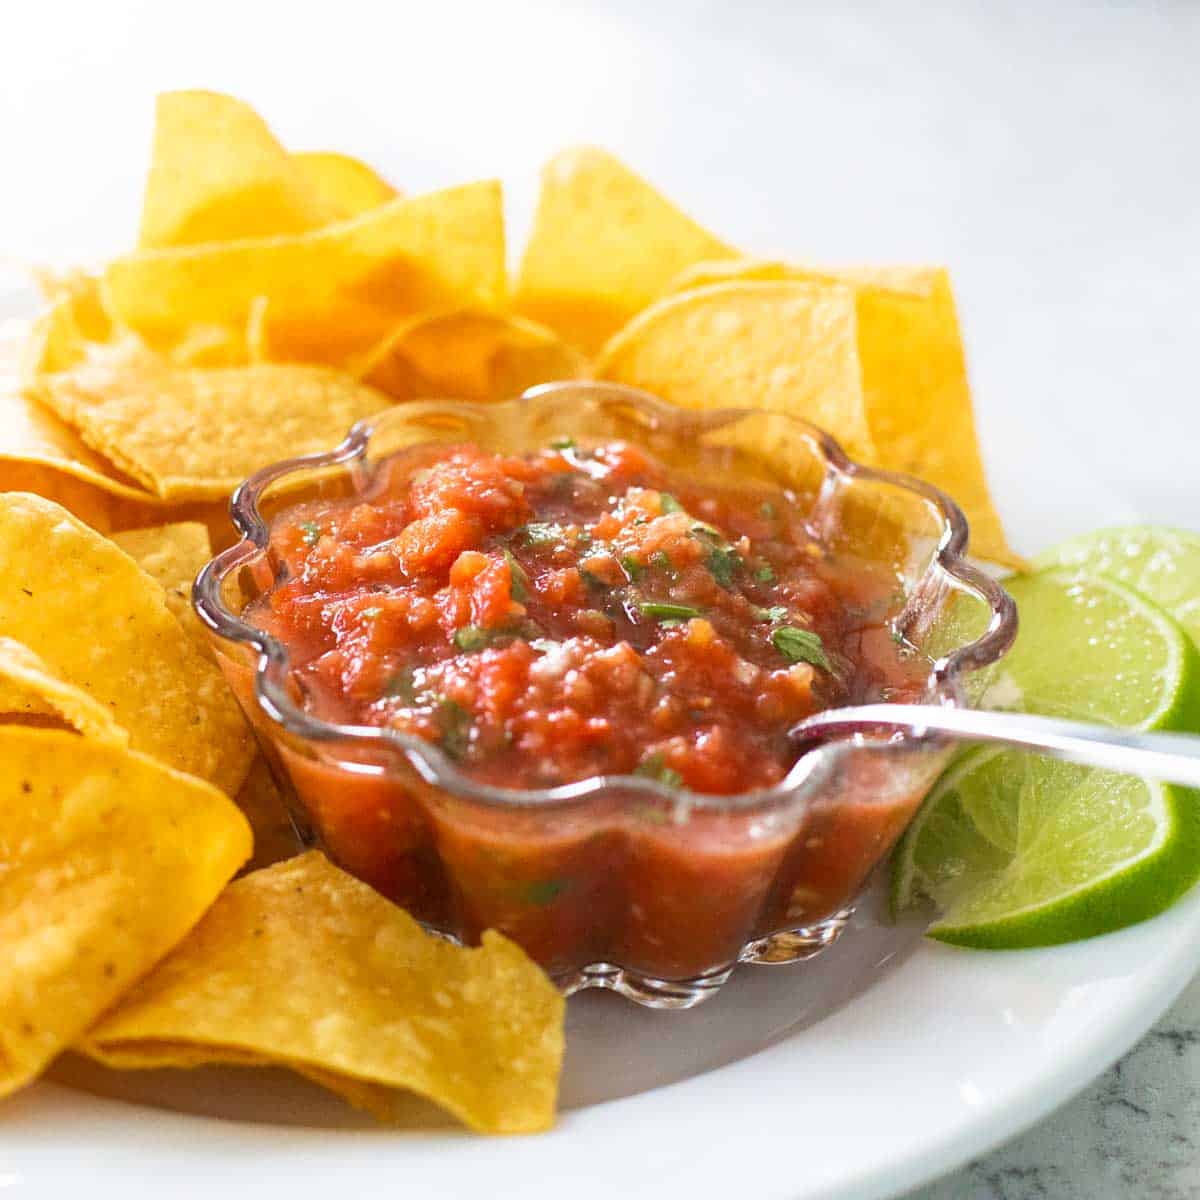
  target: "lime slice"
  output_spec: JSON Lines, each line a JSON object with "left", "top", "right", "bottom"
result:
{"left": 892, "top": 568, "right": 1200, "bottom": 947}
{"left": 984, "top": 569, "right": 1200, "bottom": 732}
{"left": 1033, "top": 526, "right": 1200, "bottom": 650}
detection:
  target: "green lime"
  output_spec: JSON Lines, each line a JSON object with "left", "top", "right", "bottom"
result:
{"left": 892, "top": 568, "right": 1200, "bottom": 947}
{"left": 1034, "top": 526, "right": 1200, "bottom": 650}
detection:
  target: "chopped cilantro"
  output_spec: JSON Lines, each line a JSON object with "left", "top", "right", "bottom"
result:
{"left": 651, "top": 550, "right": 675, "bottom": 574}
{"left": 891, "top": 625, "right": 906, "bottom": 645}
{"left": 621, "top": 555, "right": 644, "bottom": 582}
{"left": 755, "top": 605, "right": 789, "bottom": 623}
{"left": 522, "top": 878, "right": 566, "bottom": 905}
{"left": 690, "top": 520, "right": 721, "bottom": 541}
{"left": 579, "top": 567, "right": 609, "bottom": 592}
{"left": 706, "top": 544, "right": 741, "bottom": 588}
{"left": 659, "top": 492, "right": 684, "bottom": 514}
{"left": 383, "top": 666, "right": 417, "bottom": 702}
{"left": 299, "top": 520, "right": 320, "bottom": 546}
{"left": 453, "top": 625, "right": 491, "bottom": 652}
{"left": 518, "top": 521, "right": 562, "bottom": 546}
{"left": 634, "top": 752, "right": 684, "bottom": 789}
{"left": 550, "top": 436, "right": 576, "bottom": 451}
{"left": 772, "top": 626, "right": 831, "bottom": 671}
{"left": 755, "top": 563, "right": 776, "bottom": 584}
{"left": 437, "top": 698, "right": 473, "bottom": 759}
{"left": 502, "top": 548, "right": 530, "bottom": 602}
{"left": 637, "top": 601, "right": 702, "bottom": 621}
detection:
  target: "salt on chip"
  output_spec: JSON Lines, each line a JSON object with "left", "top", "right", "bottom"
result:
{"left": 28, "top": 341, "right": 393, "bottom": 501}
{"left": 105, "top": 181, "right": 507, "bottom": 367}
{"left": 361, "top": 310, "right": 587, "bottom": 403}
{"left": 138, "top": 90, "right": 336, "bottom": 249}
{"left": 83, "top": 851, "right": 565, "bottom": 1134}
{"left": 515, "top": 146, "right": 737, "bottom": 354}
{"left": 0, "top": 636, "right": 127, "bottom": 745}
{"left": 0, "top": 726, "right": 251, "bottom": 1097}
{"left": 0, "top": 493, "right": 253, "bottom": 792}
{"left": 664, "top": 260, "right": 1019, "bottom": 566}
{"left": 111, "top": 522, "right": 212, "bottom": 649}
{"left": 596, "top": 279, "right": 876, "bottom": 461}
{"left": 293, "top": 151, "right": 398, "bottom": 220}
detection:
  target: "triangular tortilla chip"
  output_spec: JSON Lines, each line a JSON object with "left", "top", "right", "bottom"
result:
{"left": 138, "top": 90, "right": 336, "bottom": 248}
{"left": 106, "top": 181, "right": 507, "bottom": 366}
{"left": 83, "top": 852, "right": 565, "bottom": 1134}
{"left": 515, "top": 146, "right": 736, "bottom": 353}
{"left": 28, "top": 340, "right": 393, "bottom": 500}
{"left": 0, "top": 727, "right": 251, "bottom": 1097}
{"left": 596, "top": 279, "right": 875, "bottom": 461}
{"left": 293, "top": 151, "right": 398, "bottom": 220}
{"left": 664, "top": 261, "right": 1020, "bottom": 565}
{"left": 0, "top": 637, "right": 128, "bottom": 745}
{"left": 0, "top": 493, "right": 253, "bottom": 791}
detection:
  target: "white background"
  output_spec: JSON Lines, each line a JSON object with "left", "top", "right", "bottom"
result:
{"left": 2, "top": 4, "right": 1198, "bottom": 1197}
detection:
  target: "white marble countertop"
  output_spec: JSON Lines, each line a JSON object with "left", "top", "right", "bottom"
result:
{"left": 2, "top": 4, "right": 1197, "bottom": 1196}
{"left": 907, "top": 972, "right": 1200, "bottom": 1199}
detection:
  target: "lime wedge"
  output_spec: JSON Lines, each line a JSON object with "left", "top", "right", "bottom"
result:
{"left": 1033, "top": 526, "right": 1200, "bottom": 650}
{"left": 892, "top": 568, "right": 1200, "bottom": 947}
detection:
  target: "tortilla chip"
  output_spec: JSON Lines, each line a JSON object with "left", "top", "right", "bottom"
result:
{"left": 28, "top": 340, "right": 393, "bottom": 500}
{"left": 293, "top": 151, "right": 398, "bottom": 220}
{"left": 595, "top": 280, "right": 876, "bottom": 460}
{"left": 106, "top": 181, "right": 507, "bottom": 367}
{"left": 514, "top": 146, "right": 737, "bottom": 354}
{"left": 664, "top": 261, "right": 1019, "bottom": 565}
{"left": 138, "top": 90, "right": 335, "bottom": 249}
{"left": 2, "top": 316, "right": 179, "bottom": 537}
{"left": 83, "top": 852, "right": 565, "bottom": 1134}
{"left": 361, "top": 310, "right": 587, "bottom": 402}
{"left": 111, "top": 522, "right": 212, "bottom": 648}
{"left": 0, "top": 493, "right": 253, "bottom": 792}
{"left": 0, "top": 726, "right": 251, "bottom": 1097}
{"left": 0, "top": 637, "right": 128, "bottom": 745}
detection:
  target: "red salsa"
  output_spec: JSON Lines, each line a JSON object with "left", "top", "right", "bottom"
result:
{"left": 250, "top": 440, "right": 927, "bottom": 794}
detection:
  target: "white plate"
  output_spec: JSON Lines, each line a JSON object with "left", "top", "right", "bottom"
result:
{"left": 4, "top": 277, "right": 1199, "bottom": 1200}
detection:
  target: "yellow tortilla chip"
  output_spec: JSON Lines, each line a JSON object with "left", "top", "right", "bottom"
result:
{"left": 28, "top": 340, "right": 393, "bottom": 500}
{"left": 83, "top": 852, "right": 565, "bottom": 1134}
{"left": 293, "top": 151, "right": 398, "bottom": 220}
{"left": 3, "top": 319, "right": 163, "bottom": 512}
{"left": 106, "top": 181, "right": 507, "bottom": 366}
{"left": 361, "top": 310, "right": 587, "bottom": 402}
{"left": 664, "top": 261, "right": 1019, "bottom": 565}
{"left": 0, "top": 493, "right": 253, "bottom": 792}
{"left": 595, "top": 280, "right": 876, "bottom": 460}
{"left": 0, "top": 726, "right": 251, "bottom": 1097}
{"left": 515, "top": 146, "right": 737, "bottom": 354}
{"left": 138, "top": 90, "right": 335, "bottom": 249}
{"left": 111, "top": 522, "right": 212, "bottom": 648}
{"left": 0, "top": 637, "right": 127, "bottom": 745}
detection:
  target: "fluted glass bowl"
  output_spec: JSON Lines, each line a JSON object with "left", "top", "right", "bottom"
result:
{"left": 194, "top": 382, "right": 1015, "bottom": 1008}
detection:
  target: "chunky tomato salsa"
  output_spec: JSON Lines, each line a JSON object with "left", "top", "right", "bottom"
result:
{"left": 249, "top": 439, "right": 927, "bottom": 794}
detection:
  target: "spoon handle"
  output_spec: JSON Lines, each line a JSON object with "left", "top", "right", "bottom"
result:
{"left": 793, "top": 704, "right": 1200, "bottom": 791}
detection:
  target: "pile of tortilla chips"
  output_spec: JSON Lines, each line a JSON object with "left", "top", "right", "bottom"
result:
{"left": 0, "top": 492, "right": 564, "bottom": 1130}
{"left": 0, "top": 87, "right": 1020, "bottom": 1134}
{"left": 5, "top": 88, "right": 1015, "bottom": 563}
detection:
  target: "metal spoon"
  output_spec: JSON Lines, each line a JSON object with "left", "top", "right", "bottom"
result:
{"left": 791, "top": 704, "right": 1200, "bottom": 790}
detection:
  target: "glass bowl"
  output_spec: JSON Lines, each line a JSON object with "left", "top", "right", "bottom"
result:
{"left": 194, "top": 382, "right": 1015, "bottom": 1009}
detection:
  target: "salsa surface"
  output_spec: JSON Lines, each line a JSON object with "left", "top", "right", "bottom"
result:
{"left": 250, "top": 440, "right": 927, "bottom": 794}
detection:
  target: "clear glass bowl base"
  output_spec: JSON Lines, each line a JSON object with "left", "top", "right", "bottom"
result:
{"left": 554, "top": 910, "right": 855, "bottom": 1009}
